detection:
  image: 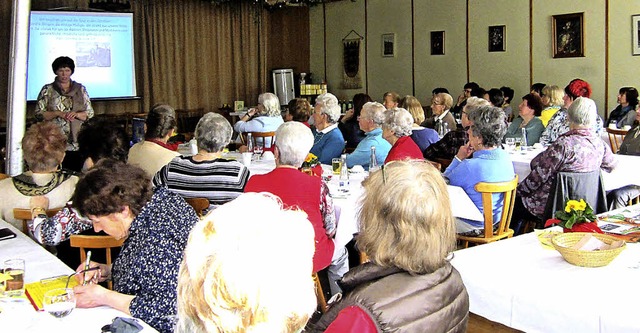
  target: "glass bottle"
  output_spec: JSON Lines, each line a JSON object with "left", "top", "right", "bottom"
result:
{"left": 521, "top": 127, "right": 528, "bottom": 147}
{"left": 246, "top": 133, "right": 253, "bottom": 153}
{"left": 339, "top": 153, "right": 349, "bottom": 193}
{"left": 369, "top": 146, "right": 379, "bottom": 173}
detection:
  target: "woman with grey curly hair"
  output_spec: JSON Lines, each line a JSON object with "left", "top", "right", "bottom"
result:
{"left": 310, "top": 92, "right": 345, "bottom": 164}
{"left": 444, "top": 106, "right": 515, "bottom": 235}
{"left": 128, "top": 104, "right": 180, "bottom": 178}
{"left": 153, "top": 113, "right": 250, "bottom": 211}
{"left": 383, "top": 107, "right": 423, "bottom": 163}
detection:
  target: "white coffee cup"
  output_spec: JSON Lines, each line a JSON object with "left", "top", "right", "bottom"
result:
{"left": 241, "top": 152, "right": 252, "bottom": 166}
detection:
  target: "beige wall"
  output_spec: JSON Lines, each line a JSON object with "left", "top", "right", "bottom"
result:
{"left": 310, "top": 0, "right": 640, "bottom": 116}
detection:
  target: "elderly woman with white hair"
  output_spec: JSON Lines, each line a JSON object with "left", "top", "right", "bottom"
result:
{"left": 176, "top": 193, "right": 317, "bottom": 333}
{"left": 310, "top": 93, "right": 346, "bottom": 164}
{"left": 153, "top": 113, "right": 250, "bottom": 210}
{"left": 515, "top": 97, "right": 617, "bottom": 223}
{"left": 234, "top": 93, "right": 284, "bottom": 150}
{"left": 345, "top": 101, "right": 391, "bottom": 169}
{"left": 245, "top": 122, "right": 349, "bottom": 295}
{"left": 383, "top": 108, "right": 423, "bottom": 163}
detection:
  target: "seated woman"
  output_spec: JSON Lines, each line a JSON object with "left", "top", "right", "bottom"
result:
{"left": 504, "top": 93, "right": 544, "bottom": 145}
{"left": 423, "top": 97, "right": 490, "bottom": 161}
{"left": 310, "top": 93, "right": 345, "bottom": 164}
{"left": 128, "top": 104, "right": 180, "bottom": 178}
{"left": 345, "top": 102, "right": 391, "bottom": 169}
{"left": 444, "top": 106, "right": 515, "bottom": 235}
{"left": 29, "top": 118, "right": 129, "bottom": 267}
{"left": 311, "top": 160, "right": 469, "bottom": 333}
{"left": 0, "top": 122, "right": 78, "bottom": 230}
{"left": 285, "top": 98, "right": 312, "bottom": 127}
{"left": 425, "top": 92, "right": 457, "bottom": 132}
{"left": 540, "top": 79, "right": 604, "bottom": 145}
{"left": 607, "top": 87, "right": 638, "bottom": 129}
{"left": 177, "top": 193, "right": 316, "bottom": 333}
{"left": 402, "top": 95, "right": 439, "bottom": 151}
{"left": 245, "top": 122, "right": 348, "bottom": 295}
{"left": 153, "top": 113, "right": 250, "bottom": 210}
{"left": 72, "top": 160, "right": 199, "bottom": 333}
{"left": 516, "top": 97, "right": 617, "bottom": 221}
{"left": 234, "top": 92, "right": 284, "bottom": 145}
{"left": 339, "top": 93, "right": 373, "bottom": 149}
{"left": 539, "top": 85, "right": 564, "bottom": 127}
{"left": 607, "top": 111, "right": 640, "bottom": 209}
{"left": 383, "top": 108, "right": 424, "bottom": 163}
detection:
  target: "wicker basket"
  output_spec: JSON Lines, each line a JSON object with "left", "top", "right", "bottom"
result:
{"left": 551, "top": 232, "right": 626, "bottom": 267}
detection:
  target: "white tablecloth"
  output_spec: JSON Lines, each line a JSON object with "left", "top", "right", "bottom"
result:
{"left": 508, "top": 147, "right": 640, "bottom": 191}
{"left": 0, "top": 220, "right": 157, "bottom": 332}
{"left": 451, "top": 229, "right": 640, "bottom": 333}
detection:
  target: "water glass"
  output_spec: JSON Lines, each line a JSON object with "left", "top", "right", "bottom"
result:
{"left": 3, "top": 259, "right": 25, "bottom": 296}
{"left": 514, "top": 137, "right": 522, "bottom": 151}
{"left": 505, "top": 137, "right": 515, "bottom": 151}
{"left": 332, "top": 158, "right": 342, "bottom": 175}
{"left": 43, "top": 288, "right": 76, "bottom": 318}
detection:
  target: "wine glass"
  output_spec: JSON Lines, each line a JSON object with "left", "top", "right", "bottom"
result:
{"left": 43, "top": 288, "right": 76, "bottom": 319}
{"left": 253, "top": 143, "right": 264, "bottom": 157}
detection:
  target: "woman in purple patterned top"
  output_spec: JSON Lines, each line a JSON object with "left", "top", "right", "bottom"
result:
{"left": 516, "top": 97, "right": 617, "bottom": 220}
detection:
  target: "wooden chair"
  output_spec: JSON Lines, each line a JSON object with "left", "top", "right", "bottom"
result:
{"left": 432, "top": 157, "right": 452, "bottom": 172}
{"left": 69, "top": 235, "right": 124, "bottom": 290}
{"left": 185, "top": 197, "right": 209, "bottom": 217}
{"left": 245, "top": 131, "right": 277, "bottom": 153}
{"left": 606, "top": 127, "right": 628, "bottom": 154}
{"left": 457, "top": 175, "right": 518, "bottom": 248}
{"left": 312, "top": 272, "right": 328, "bottom": 314}
{"left": 359, "top": 251, "right": 370, "bottom": 264}
{"left": 13, "top": 207, "right": 62, "bottom": 234}
{"left": 0, "top": 173, "right": 10, "bottom": 180}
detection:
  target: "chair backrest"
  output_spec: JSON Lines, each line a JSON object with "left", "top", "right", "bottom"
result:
{"left": 543, "top": 170, "right": 608, "bottom": 221}
{"left": 474, "top": 175, "right": 519, "bottom": 239}
{"left": 606, "top": 127, "right": 628, "bottom": 154}
{"left": 312, "top": 272, "right": 327, "bottom": 314}
{"left": 185, "top": 197, "right": 209, "bottom": 217}
{"left": 13, "top": 207, "right": 62, "bottom": 234}
{"left": 69, "top": 235, "right": 124, "bottom": 290}
{"left": 431, "top": 157, "right": 452, "bottom": 172}
{"left": 0, "top": 173, "right": 10, "bottom": 180}
{"left": 244, "top": 131, "right": 277, "bottom": 153}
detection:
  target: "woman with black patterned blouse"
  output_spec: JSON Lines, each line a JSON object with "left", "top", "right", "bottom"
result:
{"left": 70, "top": 160, "right": 199, "bottom": 333}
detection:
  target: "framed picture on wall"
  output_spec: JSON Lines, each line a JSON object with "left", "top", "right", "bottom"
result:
{"left": 431, "top": 31, "right": 445, "bottom": 55}
{"left": 552, "top": 12, "right": 584, "bottom": 58}
{"left": 488, "top": 25, "right": 506, "bottom": 52}
{"left": 632, "top": 15, "right": 640, "bottom": 55}
{"left": 382, "top": 33, "right": 395, "bottom": 57}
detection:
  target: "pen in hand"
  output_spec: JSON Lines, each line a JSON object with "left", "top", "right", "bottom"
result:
{"left": 83, "top": 250, "right": 92, "bottom": 285}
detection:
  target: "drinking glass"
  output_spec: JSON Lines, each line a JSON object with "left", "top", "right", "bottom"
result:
{"left": 253, "top": 143, "right": 264, "bottom": 157}
{"left": 43, "top": 288, "right": 76, "bottom": 319}
{"left": 332, "top": 158, "right": 342, "bottom": 175}
{"left": 3, "top": 259, "right": 25, "bottom": 296}
{"left": 505, "top": 137, "right": 515, "bottom": 151}
{"left": 514, "top": 137, "right": 522, "bottom": 151}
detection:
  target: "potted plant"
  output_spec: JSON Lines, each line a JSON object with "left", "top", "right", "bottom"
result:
{"left": 300, "top": 153, "right": 323, "bottom": 177}
{"left": 544, "top": 199, "right": 603, "bottom": 233}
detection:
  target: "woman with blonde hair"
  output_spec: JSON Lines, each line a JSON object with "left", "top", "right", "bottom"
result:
{"left": 539, "top": 85, "right": 564, "bottom": 127}
{"left": 311, "top": 160, "right": 469, "bottom": 332}
{"left": 402, "top": 95, "right": 439, "bottom": 151}
{"left": 177, "top": 193, "right": 316, "bottom": 333}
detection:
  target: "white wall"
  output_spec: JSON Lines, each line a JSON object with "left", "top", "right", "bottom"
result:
{"left": 310, "top": 0, "right": 640, "bottom": 116}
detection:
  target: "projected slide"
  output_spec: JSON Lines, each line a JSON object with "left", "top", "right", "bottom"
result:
{"left": 27, "top": 11, "right": 137, "bottom": 101}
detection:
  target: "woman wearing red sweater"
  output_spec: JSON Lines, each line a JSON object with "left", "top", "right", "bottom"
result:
{"left": 244, "top": 121, "right": 349, "bottom": 296}
{"left": 383, "top": 107, "right": 424, "bottom": 163}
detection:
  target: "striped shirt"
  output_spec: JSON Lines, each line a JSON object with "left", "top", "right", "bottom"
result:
{"left": 153, "top": 156, "right": 250, "bottom": 209}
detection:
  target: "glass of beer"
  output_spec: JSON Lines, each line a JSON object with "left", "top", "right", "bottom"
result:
{"left": 332, "top": 158, "right": 342, "bottom": 175}
{"left": 514, "top": 137, "right": 522, "bottom": 151}
{"left": 3, "top": 259, "right": 25, "bottom": 296}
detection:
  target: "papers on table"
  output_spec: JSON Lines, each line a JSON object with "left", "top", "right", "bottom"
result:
{"left": 598, "top": 206, "right": 640, "bottom": 235}
{"left": 447, "top": 185, "right": 483, "bottom": 222}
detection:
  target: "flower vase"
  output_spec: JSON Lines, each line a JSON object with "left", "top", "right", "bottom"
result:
{"left": 562, "top": 221, "right": 603, "bottom": 234}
